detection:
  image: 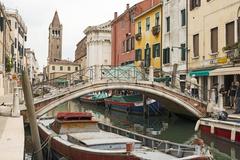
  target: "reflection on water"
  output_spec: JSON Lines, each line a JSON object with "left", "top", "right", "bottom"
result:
{"left": 45, "top": 99, "right": 239, "bottom": 160}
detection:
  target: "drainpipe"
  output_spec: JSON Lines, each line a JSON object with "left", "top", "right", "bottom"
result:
{"left": 186, "top": 0, "right": 189, "bottom": 75}
{"left": 160, "top": 3, "right": 163, "bottom": 76}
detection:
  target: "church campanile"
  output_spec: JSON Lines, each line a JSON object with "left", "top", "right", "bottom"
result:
{"left": 48, "top": 11, "right": 62, "bottom": 63}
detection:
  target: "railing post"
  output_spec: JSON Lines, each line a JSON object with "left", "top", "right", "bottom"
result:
{"left": 207, "top": 89, "right": 216, "bottom": 113}
{"left": 94, "top": 65, "right": 101, "bottom": 82}
{"left": 12, "top": 87, "right": 20, "bottom": 117}
{"left": 149, "top": 66, "right": 154, "bottom": 82}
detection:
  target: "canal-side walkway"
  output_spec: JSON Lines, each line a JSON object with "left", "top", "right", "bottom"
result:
{"left": 0, "top": 94, "right": 25, "bottom": 160}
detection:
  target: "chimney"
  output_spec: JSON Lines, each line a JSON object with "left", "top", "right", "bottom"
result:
{"left": 126, "top": 4, "right": 130, "bottom": 10}
{"left": 114, "top": 12, "right": 118, "bottom": 19}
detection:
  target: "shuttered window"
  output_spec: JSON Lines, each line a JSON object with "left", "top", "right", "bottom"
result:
{"left": 181, "top": 43, "right": 186, "bottom": 61}
{"left": 181, "top": 9, "right": 186, "bottom": 26}
{"left": 163, "top": 48, "right": 170, "bottom": 64}
{"left": 211, "top": 27, "right": 218, "bottom": 53}
{"left": 166, "top": 17, "right": 170, "bottom": 32}
{"left": 193, "top": 34, "right": 199, "bottom": 57}
{"left": 153, "top": 43, "right": 160, "bottom": 58}
{"left": 135, "top": 49, "right": 142, "bottom": 61}
{"left": 190, "top": 0, "right": 201, "bottom": 11}
{"left": 0, "top": 17, "right": 4, "bottom": 32}
{"left": 238, "top": 17, "right": 240, "bottom": 42}
{"left": 226, "top": 21, "right": 235, "bottom": 47}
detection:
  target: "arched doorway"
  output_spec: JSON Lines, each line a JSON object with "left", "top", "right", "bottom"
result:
{"left": 144, "top": 43, "right": 151, "bottom": 67}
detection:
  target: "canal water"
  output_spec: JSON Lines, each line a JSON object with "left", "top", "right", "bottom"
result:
{"left": 25, "top": 99, "right": 240, "bottom": 160}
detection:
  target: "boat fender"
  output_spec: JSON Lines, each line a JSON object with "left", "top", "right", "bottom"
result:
{"left": 194, "top": 120, "right": 200, "bottom": 131}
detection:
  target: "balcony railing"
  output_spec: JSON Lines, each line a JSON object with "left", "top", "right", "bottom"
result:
{"left": 152, "top": 25, "right": 160, "bottom": 36}
{"left": 135, "top": 32, "right": 142, "bottom": 41}
{"left": 223, "top": 42, "right": 240, "bottom": 63}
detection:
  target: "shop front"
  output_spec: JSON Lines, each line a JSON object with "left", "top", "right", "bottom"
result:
{"left": 209, "top": 66, "right": 240, "bottom": 106}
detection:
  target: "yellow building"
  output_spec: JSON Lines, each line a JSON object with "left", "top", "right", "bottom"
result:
{"left": 134, "top": 3, "right": 162, "bottom": 69}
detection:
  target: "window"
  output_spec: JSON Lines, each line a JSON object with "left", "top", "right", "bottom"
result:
{"left": 131, "top": 37, "right": 135, "bottom": 50}
{"left": 226, "top": 21, "right": 235, "bottom": 47}
{"left": 75, "top": 67, "right": 78, "bottom": 71}
{"left": 153, "top": 43, "right": 160, "bottom": 58}
{"left": 131, "top": 14, "right": 134, "bottom": 23}
{"left": 135, "top": 49, "right": 142, "bottom": 61}
{"left": 138, "top": 21, "right": 141, "bottom": 33}
{"left": 52, "top": 66, "right": 55, "bottom": 70}
{"left": 166, "top": 17, "right": 170, "bottom": 32}
{"left": 14, "top": 38, "right": 17, "bottom": 48}
{"left": 60, "top": 66, "right": 63, "bottom": 71}
{"left": 190, "top": 0, "right": 201, "bottom": 10}
{"left": 181, "top": 9, "right": 186, "bottom": 26}
{"left": 68, "top": 66, "right": 71, "bottom": 71}
{"left": 238, "top": 17, "right": 240, "bottom": 42}
{"left": 211, "top": 27, "right": 218, "bottom": 53}
{"left": 146, "top": 17, "right": 150, "bottom": 31}
{"left": 181, "top": 43, "right": 186, "bottom": 61}
{"left": 155, "top": 12, "right": 160, "bottom": 26}
{"left": 193, "top": 34, "right": 199, "bottom": 57}
{"left": 0, "top": 17, "right": 4, "bottom": 32}
{"left": 163, "top": 47, "right": 170, "bottom": 64}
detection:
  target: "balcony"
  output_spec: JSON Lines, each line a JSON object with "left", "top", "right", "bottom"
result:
{"left": 152, "top": 25, "right": 160, "bottom": 36}
{"left": 135, "top": 32, "right": 142, "bottom": 41}
{"left": 223, "top": 42, "right": 240, "bottom": 63}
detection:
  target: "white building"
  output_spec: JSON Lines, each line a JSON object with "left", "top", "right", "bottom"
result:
{"left": 84, "top": 21, "right": 111, "bottom": 67}
{"left": 6, "top": 9, "right": 27, "bottom": 77}
{"left": 162, "top": 0, "right": 187, "bottom": 84}
{"left": 25, "top": 48, "right": 40, "bottom": 84}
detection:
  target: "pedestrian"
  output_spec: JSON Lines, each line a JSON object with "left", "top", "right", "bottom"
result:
{"left": 190, "top": 75, "right": 198, "bottom": 98}
{"left": 219, "top": 84, "right": 227, "bottom": 106}
{"left": 234, "top": 81, "right": 240, "bottom": 114}
{"left": 228, "top": 82, "right": 237, "bottom": 109}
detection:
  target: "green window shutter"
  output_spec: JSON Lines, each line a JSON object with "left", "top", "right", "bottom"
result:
{"left": 181, "top": 43, "right": 186, "bottom": 61}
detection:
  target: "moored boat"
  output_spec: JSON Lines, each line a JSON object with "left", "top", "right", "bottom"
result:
{"left": 105, "top": 94, "right": 163, "bottom": 115}
{"left": 195, "top": 117, "right": 240, "bottom": 144}
{"left": 38, "top": 112, "right": 212, "bottom": 160}
{"left": 79, "top": 92, "right": 111, "bottom": 105}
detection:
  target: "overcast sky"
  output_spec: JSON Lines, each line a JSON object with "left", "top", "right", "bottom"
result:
{"left": 2, "top": 0, "right": 141, "bottom": 70}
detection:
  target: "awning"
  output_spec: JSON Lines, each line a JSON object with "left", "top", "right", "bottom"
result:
{"left": 189, "top": 70, "right": 212, "bottom": 77}
{"left": 209, "top": 67, "right": 240, "bottom": 76}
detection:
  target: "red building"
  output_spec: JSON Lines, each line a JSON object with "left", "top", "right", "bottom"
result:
{"left": 111, "top": 0, "right": 160, "bottom": 66}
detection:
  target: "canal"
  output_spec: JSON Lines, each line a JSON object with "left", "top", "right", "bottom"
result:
{"left": 25, "top": 99, "right": 240, "bottom": 160}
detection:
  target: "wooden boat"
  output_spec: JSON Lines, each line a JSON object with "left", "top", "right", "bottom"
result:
{"left": 79, "top": 92, "right": 111, "bottom": 105}
{"left": 195, "top": 117, "right": 240, "bottom": 144}
{"left": 38, "top": 112, "right": 212, "bottom": 160}
{"left": 105, "top": 95, "right": 163, "bottom": 115}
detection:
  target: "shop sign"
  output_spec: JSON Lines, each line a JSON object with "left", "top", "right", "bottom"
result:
{"left": 217, "top": 56, "right": 228, "bottom": 64}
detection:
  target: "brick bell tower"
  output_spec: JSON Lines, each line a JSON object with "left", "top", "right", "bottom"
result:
{"left": 48, "top": 11, "right": 62, "bottom": 63}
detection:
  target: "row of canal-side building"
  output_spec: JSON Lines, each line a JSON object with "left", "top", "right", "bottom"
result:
{"left": 110, "top": 0, "right": 240, "bottom": 102}
{"left": 73, "top": 0, "right": 240, "bottom": 102}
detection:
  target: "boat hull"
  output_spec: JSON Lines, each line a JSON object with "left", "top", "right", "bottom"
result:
{"left": 195, "top": 118, "right": 240, "bottom": 144}
{"left": 79, "top": 97, "right": 105, "bottom": 106}
{"left": 105, "top": 100, "right": 161, "bottom": 115}
{"left": 38, "top": 125, "right": 140, "bottom": 160}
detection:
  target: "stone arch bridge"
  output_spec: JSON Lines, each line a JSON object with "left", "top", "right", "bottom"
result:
{"left": 33, "top": 65, "right": 207, "bottom": 119}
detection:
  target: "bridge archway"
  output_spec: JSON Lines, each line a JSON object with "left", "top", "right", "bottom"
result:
{"left": 36, "top": 81, "right": 205, "bottom": 118}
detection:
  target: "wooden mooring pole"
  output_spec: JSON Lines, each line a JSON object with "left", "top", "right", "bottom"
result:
{"left": 22, "top": 71, "right": 43, "bottom": 160}
{"left": 143, "top": 94, "right": 149, "bottom": 119}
